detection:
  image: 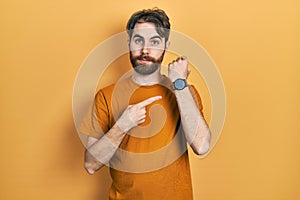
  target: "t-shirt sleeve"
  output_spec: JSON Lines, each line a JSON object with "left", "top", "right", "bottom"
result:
{"left": 78, "top": 90, "right": 110, "bottom": 139}
{"left": 189, "top": 85, "right": 205, "bottom": 118}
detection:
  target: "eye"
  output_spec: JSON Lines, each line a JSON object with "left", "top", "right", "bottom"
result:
{"left": 135, "top": 38, "right": 144, "bottom": 45}
{"left": 151, "top": 39, "right": 160, "bottom": 46}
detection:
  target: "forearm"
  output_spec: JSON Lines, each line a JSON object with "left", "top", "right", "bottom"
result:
{"left": 84, "top": 95, "right": 161, "bottom": 174}
{"left": 174, "top": 87, "right": 211, "bottom": 155}
{"left": 84, "top": 124, "right": 126, "bottom": 174}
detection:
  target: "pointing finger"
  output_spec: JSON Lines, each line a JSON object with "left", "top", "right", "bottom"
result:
{"left": 180, "top": 55, "right": 187, "bottom": 60}
{"left": 137, "top": 96, "right": 162, "bottom": 107}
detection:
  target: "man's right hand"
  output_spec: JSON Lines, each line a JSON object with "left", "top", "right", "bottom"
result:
{"left": 116, "top": 96, "right": 162, "bottom": 132}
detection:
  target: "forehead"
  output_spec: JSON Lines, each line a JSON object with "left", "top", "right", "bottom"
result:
{"left": 131, "top": 22, "right": 161, "bottom": 38}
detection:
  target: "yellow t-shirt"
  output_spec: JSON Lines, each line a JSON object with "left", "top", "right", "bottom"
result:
{"left": 80, "top": 75, "right": 204, "bottom": 200}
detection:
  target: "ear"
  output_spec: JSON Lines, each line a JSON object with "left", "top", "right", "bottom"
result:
{"left": 165, "top": 41, "right": 170, "bottom": 50}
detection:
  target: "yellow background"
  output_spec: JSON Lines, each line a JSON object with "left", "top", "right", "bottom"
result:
{"left": 1, "top": 0, "right": 299, "bottom": 199}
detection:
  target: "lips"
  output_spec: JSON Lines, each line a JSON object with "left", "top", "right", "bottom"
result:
{"left": 130, "top": 53, "right": 159, "bottom": 67}
{"left": 137, "top": 59, "right": 151, "bottom": 64}
{"left": 136, "top": 55, "right": 155, "bottom": 64}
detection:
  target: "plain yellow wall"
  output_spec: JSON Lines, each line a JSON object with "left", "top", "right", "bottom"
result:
{"left": 1, "top": 0, "right": 299, "bottom": 199}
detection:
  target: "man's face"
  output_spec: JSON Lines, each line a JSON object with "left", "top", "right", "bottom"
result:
{"left": 129, "top": 22, "right": 167, "bottom": 75}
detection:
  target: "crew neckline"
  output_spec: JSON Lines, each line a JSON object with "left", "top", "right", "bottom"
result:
{"left": 130, "top": 74, "right": 170, "bottom": 88}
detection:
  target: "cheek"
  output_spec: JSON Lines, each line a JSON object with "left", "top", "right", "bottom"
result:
{"left": 130, "top": 49, "right": 140, "bottom": 58}
{"left": 152, "top": 48, "right": 165, "bottom": 58}
{"left": 129, "top": 41, "right": 141, "bottom": 52}
{"left": 151, "top": 43, "right": 166, "bottom": 54}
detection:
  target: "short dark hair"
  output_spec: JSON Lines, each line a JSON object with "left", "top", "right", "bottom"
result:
{"left": 126, "top": 8, "right": 171, "bottom": 42}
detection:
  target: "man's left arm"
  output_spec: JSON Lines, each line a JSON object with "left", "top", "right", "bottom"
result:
{"left": 168, "top": 56, "right": 211, "bottom": 155}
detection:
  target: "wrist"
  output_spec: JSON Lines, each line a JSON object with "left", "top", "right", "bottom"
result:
{"left": 115, "top": 119, "right": 131, "bottom": 133}
{"left": 172, "top": 78, "right": 187, "bottom": 90}
{"left": 169, "top": 75, "right": 187, "bottom": 83}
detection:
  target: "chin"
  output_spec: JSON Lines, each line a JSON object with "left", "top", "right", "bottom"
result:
{"left": 134, "top": 64, "right": 160, "bottom": 75}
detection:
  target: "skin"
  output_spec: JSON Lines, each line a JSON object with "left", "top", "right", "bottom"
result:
{"left": 84, "top": 22, "right": 211, "bottom": 174}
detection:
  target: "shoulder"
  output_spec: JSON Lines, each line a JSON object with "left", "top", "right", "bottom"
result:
{"left": 93, "top": 84, "right": 115, "bottom": 103}
{"left": 188, "top": 84, "right": 199, "bottom": 94}
{"left": 99, "top": 83, "right": 116, "bottom": 96}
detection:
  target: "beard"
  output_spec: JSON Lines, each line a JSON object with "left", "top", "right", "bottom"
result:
{"left": 130, "top": 51, "right": 165, "bottom": 75}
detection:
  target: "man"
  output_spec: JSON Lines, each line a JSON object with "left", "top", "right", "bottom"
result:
{"left": 79, "top": 8, "right": 211, "bottom": 199}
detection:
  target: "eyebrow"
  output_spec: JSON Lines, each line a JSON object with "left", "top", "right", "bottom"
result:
{"left": 133, "top": 34, "right": 162, "bottom": 40}
{"left": 150, "top": 36, "right": 162, "bottom": 40}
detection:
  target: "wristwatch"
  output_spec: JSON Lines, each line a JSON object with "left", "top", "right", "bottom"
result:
{"left": 173, "top": 78, "right": 187, "bottom": 90}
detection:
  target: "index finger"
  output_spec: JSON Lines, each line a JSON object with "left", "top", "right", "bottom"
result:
{"left": 136, "top": 96, "right": 162, "bottom": 107}
{"left": 180, "top": 55, "right": 187, "bottom": 60}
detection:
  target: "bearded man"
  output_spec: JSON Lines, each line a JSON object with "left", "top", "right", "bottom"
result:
{"left": 79, "top": 8, "right": 211, "bottom": 200}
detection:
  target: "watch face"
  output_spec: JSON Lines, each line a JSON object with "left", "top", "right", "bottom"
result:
{"left": 174, "top": 79, "right": 186, "bottom": 90}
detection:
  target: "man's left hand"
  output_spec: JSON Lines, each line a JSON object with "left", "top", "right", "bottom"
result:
{"left": 168, "top": 56, "right": 191, "bottom": 82}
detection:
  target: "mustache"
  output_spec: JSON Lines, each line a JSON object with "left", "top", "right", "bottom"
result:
{"left": 134, "top": 54, "right": 157, "bottom": 62}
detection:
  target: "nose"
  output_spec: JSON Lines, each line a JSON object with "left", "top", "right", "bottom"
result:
{"left": 141, "top": 42, "right": 150, "bottom": 54}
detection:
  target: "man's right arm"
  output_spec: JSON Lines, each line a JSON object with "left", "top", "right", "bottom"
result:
{"left": 84, "top": 124, "right": 126, "bottom": 175}
{"left": 84, "top": 96, "right": 162, "bottom": 175}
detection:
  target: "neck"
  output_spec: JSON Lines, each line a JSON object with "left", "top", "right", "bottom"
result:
{"left": 132, "top": 67, "right": 164, "bottom": 86}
